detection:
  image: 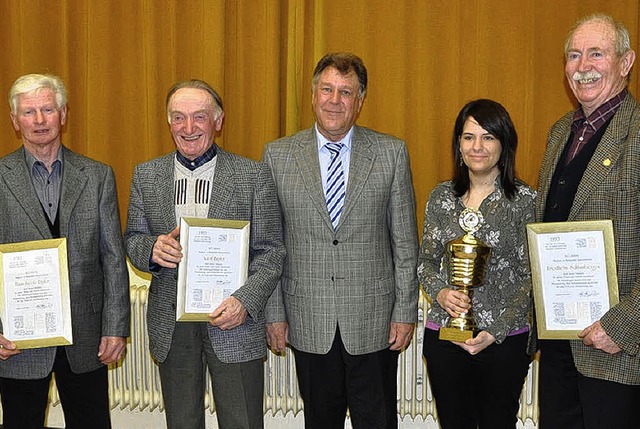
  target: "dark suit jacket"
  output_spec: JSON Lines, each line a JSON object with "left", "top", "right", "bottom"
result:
{"left": 536, "top": 93, "right": 640, "bottom": 385}
{"left": 125, "top": 147, "right": 285, "bottom": 364}
{"left": 263, "top": 125, "right": 419, "bottom": 355}
{"left": 0, "top": 146, "right": 130, "bottom": 379}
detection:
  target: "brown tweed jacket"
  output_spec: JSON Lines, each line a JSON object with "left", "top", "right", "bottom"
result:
{"left": 536, "top": 93, "right": 640, "bottom": 385}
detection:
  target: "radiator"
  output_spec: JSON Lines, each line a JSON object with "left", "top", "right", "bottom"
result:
{"left": 12, "top": 267, "right": 540, "bottom": 427}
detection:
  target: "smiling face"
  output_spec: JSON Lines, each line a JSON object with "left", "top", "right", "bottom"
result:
{"left": 312, "top": 66, "right": 364, "bottom": 142}
{"left": 565, "top": 19, "right": 635, "bottom": 116}
{"left": 459, "top": 116, "right": 502, "bottom": 178}
{"left": 168, "top": 88, "right": 224, "bottom": 160}
{"left": 10, "top": 88, "right": 66, "bottom": 153}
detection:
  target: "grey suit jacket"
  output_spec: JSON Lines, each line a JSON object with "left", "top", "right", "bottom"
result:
{"left": 0, "top": 146, "right": 130, "bottom": 379}
{"left": 263, "top": 125, "right": 419, "bottom": 355}
{"left": 125, "top": 147, "right": 285, "bottom": 364}
{"left": 536, "top": 93, "right": 640, "bottom": 385}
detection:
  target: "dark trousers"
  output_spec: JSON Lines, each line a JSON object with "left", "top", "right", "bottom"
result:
{"left": 538, "top": 339, "right": 640, "bottom": 429}
{"left": 158, "top": 322, "right": 264, "bottom": 429}
{"left": 423, "top": 328, "right": 531, "bottom": 429}
{"left": 293, "top": 329, "right": 399, "bottom": 429}
{"left": 0, "top": 346, "right": 110, "bottom": 429}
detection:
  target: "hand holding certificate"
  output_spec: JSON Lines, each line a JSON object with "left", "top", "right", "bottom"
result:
{"left": 176, "top": 217, "right": 250, "bottom": 322}
{"left": 527, "top": 220, "right": 619, "bottom": 339}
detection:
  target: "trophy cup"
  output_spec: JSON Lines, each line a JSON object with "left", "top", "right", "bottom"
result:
{"left": 439, "top": 208, "right": 492, "bottom": 342}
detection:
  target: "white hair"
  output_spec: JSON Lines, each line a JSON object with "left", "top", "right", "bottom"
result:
{"left": 8, "top": 74, "right": 67, "bottom": 114}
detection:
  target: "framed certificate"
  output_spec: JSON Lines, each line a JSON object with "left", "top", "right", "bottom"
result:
{"left": 176, "top": 217, "right": 250, "bottom": 322}
{"left": 0, "top": 238, "right": 73, "bottom": 349}
{"left": 526, "top": 220, "right": 619, "bottom": 339}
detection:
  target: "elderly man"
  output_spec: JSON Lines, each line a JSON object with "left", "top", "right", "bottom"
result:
{"left": 125, "top": 79, "right": 284, "bottom": 429}
{"left": 0, "top": 74, "right": 130, "bottom": 429}
{"left": 263, "top": 52, "right": 419, "bottom": 429}
{"left": 535, "top": 14, "right": 640, "bottom": 429}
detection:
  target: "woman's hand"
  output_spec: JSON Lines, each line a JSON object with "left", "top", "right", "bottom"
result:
{"left": 453, "top": 331, "right": 496, "bottom": 355}
{"left": 436, "top": 288, "right": 471, "bottom": 318}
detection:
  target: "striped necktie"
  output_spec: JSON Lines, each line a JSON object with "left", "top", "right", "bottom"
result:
{"left": 324, "top": 142, "right": 345, "bottom": 229}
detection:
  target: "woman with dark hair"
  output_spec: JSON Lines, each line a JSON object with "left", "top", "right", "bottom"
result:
{"left": 418, "top": 99, "right": 535, "bottom": 428}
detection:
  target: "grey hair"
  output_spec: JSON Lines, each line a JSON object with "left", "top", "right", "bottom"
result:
{"left": 564, "top": 13, "right": 631, "bottom": 58}
{"left": 166, "top": 79, "right": 223, "bottom": 124}
{"left": 8, "top": 74, "right": 67, "bottom": 114}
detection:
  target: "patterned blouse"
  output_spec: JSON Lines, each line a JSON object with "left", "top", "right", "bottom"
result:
{"left": 417, "top": 179, "right": 537, "bottom": 343}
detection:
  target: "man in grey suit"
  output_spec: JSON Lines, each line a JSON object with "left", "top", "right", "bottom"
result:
{"left": 125, "top": 79, "right": 285, "bottom": 429}
{"left": 535, "top": 14, "right": 640, "bottom": 429}
{"left": 0, "top": 74, "right": 130, "bottom": 429}
{"left": 263, "top": 52, "right": 419, "bottom": 429}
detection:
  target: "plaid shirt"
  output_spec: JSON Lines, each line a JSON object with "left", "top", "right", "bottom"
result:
{"left": 175, "top": 143, "right": 217, "bottom": 170}
{"left": 565, "top": 89, "right": 627, "bottom": 165}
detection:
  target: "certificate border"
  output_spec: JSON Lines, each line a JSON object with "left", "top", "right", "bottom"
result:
{"left": 176, "top": 217, "right": 250, "bottom": 322}
{"left": 0, "top": 238, "right": 73, "bottom": 349}
{"left": 526, "top": 220, "right": 619, "bottom": 340}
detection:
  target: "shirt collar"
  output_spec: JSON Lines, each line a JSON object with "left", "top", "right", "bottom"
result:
{"left": 24, "top": 145, "right": 63, "bottom": 174}
{"left": 176, "top": 144, "right": 217, "bottom": 171}
{"left": 315, "top": 124, "right": 354, "bottom": 152}
{"left": 572, "top": 88, "right": 627, "bottom": 129}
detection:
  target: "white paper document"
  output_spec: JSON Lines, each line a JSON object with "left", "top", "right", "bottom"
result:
{"left": 2, "top": 247, "right": 67, "bottom": 341}
{"left": 536, "top": 230, "right": 610, "bottom": 330}
{"left": 177, "top": 218, "right": 249, "bottom": 321}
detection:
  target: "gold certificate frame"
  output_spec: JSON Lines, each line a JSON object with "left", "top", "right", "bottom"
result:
{"left": 527, "top": 220, "right": 619, "bottom": 340}
{"left": 0, "top": 238, "right": 73, "bottom": 349}
{"left": 176, "top": 217, "right": 250, "bottom": 322}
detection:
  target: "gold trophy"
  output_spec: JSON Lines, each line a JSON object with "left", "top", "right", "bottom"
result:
{"left": 439, "top": 208, "right": 492, "bottom": 342}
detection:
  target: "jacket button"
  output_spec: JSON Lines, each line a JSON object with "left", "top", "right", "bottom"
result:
{"left": 333, "top": 239, "right": 339, "bottom": 245}
{"left": 558, "top": 179, "right": 565, "bottom": 185}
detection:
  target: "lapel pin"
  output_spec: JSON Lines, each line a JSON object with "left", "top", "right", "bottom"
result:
{"left": 602, "top": 158, "right": 611, "bottom": 167}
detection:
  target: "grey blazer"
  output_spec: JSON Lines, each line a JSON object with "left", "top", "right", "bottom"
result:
{"left": 125, "top": 147, "right": 285, "bottom": 364}
{"left": 0, "top": 146, "right": 130, "bottom": 379}
{"left": 536, "top": 93, "right": 640, "bottom": 385}
{"left": 263, "top": 125, "right": 419, "bottom": 355}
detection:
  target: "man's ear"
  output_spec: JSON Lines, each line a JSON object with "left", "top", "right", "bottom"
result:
{"left": 10, "top": 113, "right": 19, "bottom": 132}
{"left": 621, "top": 50, "right": 636, "bottom": 77}
{"left": 215, "top": 112, "right": 224, "bottom": 131}
{"left": 59, "top": 105, "right": 68, "bottom": 126}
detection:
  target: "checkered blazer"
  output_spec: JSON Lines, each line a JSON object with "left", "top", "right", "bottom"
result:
{"left": 125, "top": 147, "right": 285, "bottom": 364}
{"left": 536, "top": 93, "right": 640, "bottom": 385}
{"left": 0, "top": 146, "right": 130, "bottom": 379}
{"left": 263, "top": 125, "right": 419, "bottom": 355}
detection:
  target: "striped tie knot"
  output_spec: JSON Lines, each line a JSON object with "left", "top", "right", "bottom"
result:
{"left": 324, "top": 142, "right": 345, "bottom": 229}
{"left": 325, "top": 142, "right": 342, "bottom": 158}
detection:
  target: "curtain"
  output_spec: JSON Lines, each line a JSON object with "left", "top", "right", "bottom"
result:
{"left": 1, "top": 0, "right": 638, "bottom": 228}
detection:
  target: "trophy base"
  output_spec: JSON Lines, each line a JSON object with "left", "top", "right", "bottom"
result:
{"left": 439, "top": 326, "right": 475, "bottom": 342}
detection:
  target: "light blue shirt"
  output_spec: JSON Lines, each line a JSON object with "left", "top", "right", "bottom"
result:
{"left": 315, "top": 123, "right": 353, "bottom": 191}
